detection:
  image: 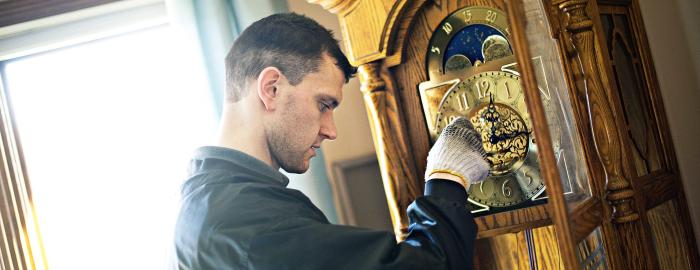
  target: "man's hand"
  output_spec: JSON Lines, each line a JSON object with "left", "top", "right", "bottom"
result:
{"left": 425, "top": 117, "right": 490, "bottom": 189}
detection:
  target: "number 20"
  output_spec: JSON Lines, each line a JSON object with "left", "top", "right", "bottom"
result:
{"left": 486, "top": 11, "right": 497, "bottom": 23}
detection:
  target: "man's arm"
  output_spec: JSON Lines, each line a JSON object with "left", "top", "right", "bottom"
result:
{"left": 190, "top": 117, "right": 486, "bottom": 269}
{"left": 241, "top": 179, "right": 476, "bottom": 270}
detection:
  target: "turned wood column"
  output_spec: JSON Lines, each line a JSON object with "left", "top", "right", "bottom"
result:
{"left": 557, "top": 0, "right": 654, "bottom": 268}
{"left": 357, "top": 61, "right": 422, "bottom": 239}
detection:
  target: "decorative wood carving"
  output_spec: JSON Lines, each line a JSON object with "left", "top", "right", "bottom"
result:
{"left": 357, "top": 61, "right": 422, "bottom": 237}
{"left": 557, "top": 0, "right": 637, "bottom": 225}
{"left": 308, "top": 0, "right": 428, "bottom": 67}
{"left": 556, "top": 0, "right": 654, "bottom": 268}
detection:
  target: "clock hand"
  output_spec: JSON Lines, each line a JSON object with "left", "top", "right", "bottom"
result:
{"left": 482, "top": 94, "right": 501, "bottom": 144}
{"left": 482, "top": 94, "right": 532, "bottom": 144}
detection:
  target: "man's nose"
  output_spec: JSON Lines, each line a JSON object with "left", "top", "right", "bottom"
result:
{"left": 320, "top": 113, "right": 337, "bottom": 141}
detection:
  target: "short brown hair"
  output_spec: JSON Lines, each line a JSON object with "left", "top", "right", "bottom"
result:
{"left": 224, "top": 13, "right": 356, "bottom": 102}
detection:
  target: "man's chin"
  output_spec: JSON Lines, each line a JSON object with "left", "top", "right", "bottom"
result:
{"left": 281, "top": 160, "right": 310, "bottom": 174}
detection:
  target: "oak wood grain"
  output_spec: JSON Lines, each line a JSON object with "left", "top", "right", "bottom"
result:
{"left": 647, "top": 199, "right": 693, "bottom": 270}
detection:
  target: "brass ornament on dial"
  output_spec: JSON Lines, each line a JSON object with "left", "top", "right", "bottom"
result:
{"left": 471, "top": 103, "right": 528, "bottom": 175}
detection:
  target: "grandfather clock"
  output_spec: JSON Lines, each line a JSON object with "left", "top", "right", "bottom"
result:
{"left": 309, "top": 0, "right": 699, "bottom": 268}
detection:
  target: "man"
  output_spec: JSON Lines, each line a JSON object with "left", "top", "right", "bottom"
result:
{"left": 174, "top": 13, "right": 489, "bottom": 269}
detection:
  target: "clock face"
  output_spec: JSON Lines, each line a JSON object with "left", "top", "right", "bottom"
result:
{"left": 419, "top": 6, "right": 560, "bottom": 213}
{"left": 436, "top": 71, "right": 549, "bottom": 208}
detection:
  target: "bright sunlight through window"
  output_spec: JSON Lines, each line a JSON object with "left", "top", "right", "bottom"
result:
{"left": 4, "top": 25, "right": 216, "bottom": 269}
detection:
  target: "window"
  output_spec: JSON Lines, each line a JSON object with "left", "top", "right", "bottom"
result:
{"left": 1, "top": 3, "right": 217, "bottom": 269}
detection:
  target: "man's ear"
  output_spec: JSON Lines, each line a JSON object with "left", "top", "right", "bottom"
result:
{"left": 257, "top": 67, "right": 282, "bottom": 111}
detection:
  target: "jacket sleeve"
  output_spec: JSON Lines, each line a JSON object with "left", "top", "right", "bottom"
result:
{"left": 246, "top": 179, "right": 477, "bottom": 270}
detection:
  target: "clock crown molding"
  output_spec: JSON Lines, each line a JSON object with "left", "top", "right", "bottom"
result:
{"left": 307, "top": 0, "right": 426, "bottom": 67}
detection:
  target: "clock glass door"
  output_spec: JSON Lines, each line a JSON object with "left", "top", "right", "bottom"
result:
{"left": 418, "top": 1, "right": 591, "bottom": 216}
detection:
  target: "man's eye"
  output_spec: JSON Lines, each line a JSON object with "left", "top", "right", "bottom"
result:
{"left": 319, "top": 102, "right": 331, "bottom": 112}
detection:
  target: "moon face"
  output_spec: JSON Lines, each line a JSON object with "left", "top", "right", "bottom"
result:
{"left": 482, "top": 35, "right": 513, "bottom": 62}
{"left": 445, "top": 54, "right": 473, "bottom": 72}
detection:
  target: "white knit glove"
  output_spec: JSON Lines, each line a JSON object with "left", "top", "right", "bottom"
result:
{"left": 425, "top": 117, "right": 490, "bottom": 187}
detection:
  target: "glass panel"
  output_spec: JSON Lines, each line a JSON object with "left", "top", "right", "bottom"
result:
{"left": 576, "top": 227, "right": 608, "bottom": 270}
{"left": 522, "top": 0, "right": 591, "bottom": 211}
{"left": 420, "top": 5, "right": 552, "bottom": 215}
{"left": 647, "top": 200, "right": 692, "bottom": 270}
{"left": 598, "top": 5, "right": 664, "bottom": 176}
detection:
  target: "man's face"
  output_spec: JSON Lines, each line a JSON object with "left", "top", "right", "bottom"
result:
{"left": 265, "top": 54, "right": 345, "bottom": 173}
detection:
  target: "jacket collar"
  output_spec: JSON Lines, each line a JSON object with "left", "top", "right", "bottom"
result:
{"left": 186, "top": 146, "right": 290, "bottom": 188}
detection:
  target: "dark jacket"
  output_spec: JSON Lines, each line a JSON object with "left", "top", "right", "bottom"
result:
{"left": 174, "top": 146, "right": 476, "bottom": 269}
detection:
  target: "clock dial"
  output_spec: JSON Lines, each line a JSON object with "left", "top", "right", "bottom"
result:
{"left": 435, "top": 71, "right": 547, "bottom": 207}
{"left": 418, "top": 6, "right": 570, "bottom": 213}
{"left": 425, "top": 6, "right": 511, "bottom": 79}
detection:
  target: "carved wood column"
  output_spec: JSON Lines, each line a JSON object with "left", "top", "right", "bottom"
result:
{"left": 358, "top": 61, "right": 422, "bottom": 238}
{"left": 557, "top": 0, "right": 654, "bottom": 268}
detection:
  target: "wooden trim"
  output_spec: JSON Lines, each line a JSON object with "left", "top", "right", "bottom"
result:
{"left": 638, "top": 171, "right": 676, "bottom": 209}
{"left": 475, "top": 204, "right": 553, "bottom": 238}
{"left": 626, "top": 0, "right": 700, "bottom": 263}
{"left": 0, "top": 0, "right": 124, "bottom": 28}
{"left": 570, "top": 197, "right": 604, "bottom": 243}
{"left": 626, "top": 1, "right": 679, "bottom": 176}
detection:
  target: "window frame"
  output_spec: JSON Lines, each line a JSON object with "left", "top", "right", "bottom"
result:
{"left": 0, "top": 1, "right": 169, "bottom": 268}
